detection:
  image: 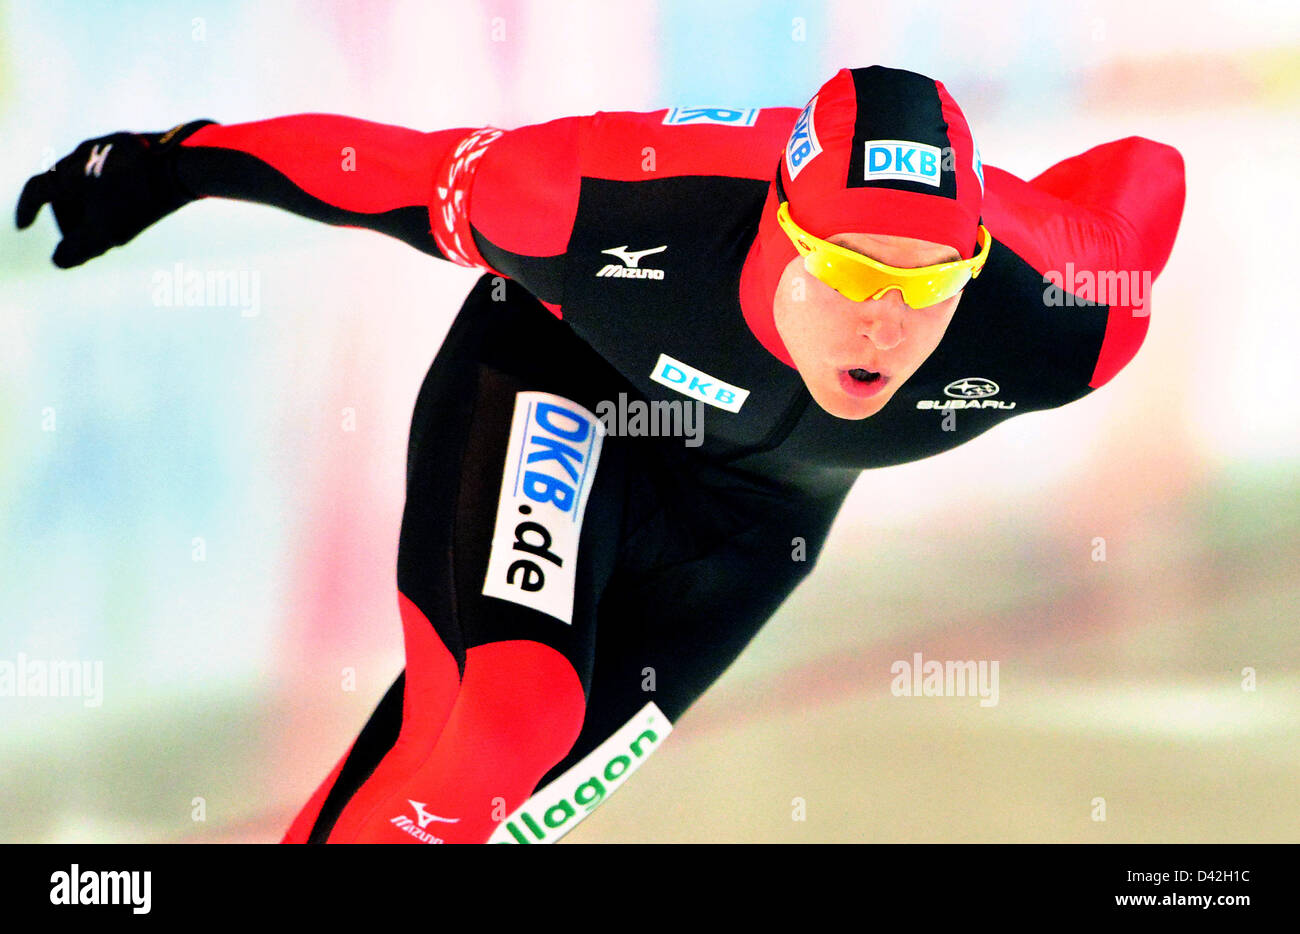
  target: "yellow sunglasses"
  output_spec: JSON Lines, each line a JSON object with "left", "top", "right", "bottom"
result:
{"left": 776, "top": 200, "right": 992, "bottom": 307}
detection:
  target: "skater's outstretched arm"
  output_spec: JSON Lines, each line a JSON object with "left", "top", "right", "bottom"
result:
{"left": 15, "top": 112, "right": 582, "bottom": 307}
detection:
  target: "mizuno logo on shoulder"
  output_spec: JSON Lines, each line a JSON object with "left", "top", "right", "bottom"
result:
{"left": 596, "top": 244, "right": 667, "bottom": 280}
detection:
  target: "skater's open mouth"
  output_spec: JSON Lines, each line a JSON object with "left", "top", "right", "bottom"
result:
{"left": 838, "top": 367, "right": 889, "bottom": 399}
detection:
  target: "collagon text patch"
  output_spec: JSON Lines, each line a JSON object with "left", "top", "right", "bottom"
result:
{"left": 489, "top": 702, "right": 671, "bottom": 843}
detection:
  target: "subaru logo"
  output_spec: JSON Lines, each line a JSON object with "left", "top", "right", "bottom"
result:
{"left": 943, "top": 377, "right": 999, "bottom": 399}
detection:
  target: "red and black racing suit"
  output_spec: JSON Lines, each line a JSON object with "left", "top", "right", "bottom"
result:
{"left": 162, "top": 99, "right": 1184, "bottom": 843}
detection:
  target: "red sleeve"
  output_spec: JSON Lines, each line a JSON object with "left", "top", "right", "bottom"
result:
{"left": 176, "top": 115, "right": 476, "bottom": 259}
{"left": 182, "top": 116, "right": 462, "bottom": 214}
{"left": 982, "top": 137, "right": 1186, "bottom": 387}
{"left": 176, "top": 112, "right": 584, "bottom": 314}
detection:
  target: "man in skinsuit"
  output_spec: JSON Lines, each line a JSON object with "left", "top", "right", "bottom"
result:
{"left": 15, "top": 66, "right": 1185, "bottom": 843}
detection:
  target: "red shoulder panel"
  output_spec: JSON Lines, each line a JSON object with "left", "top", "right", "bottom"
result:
{"left": 471, "top": 116, "right": 582, "bottom": 259}
{"left": 981, "top": 138, "right": 1185, "bottom": 387}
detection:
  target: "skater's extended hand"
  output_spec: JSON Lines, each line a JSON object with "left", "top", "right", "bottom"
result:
{"left": 16, "top": 120, "right": 213, "bottom": 268}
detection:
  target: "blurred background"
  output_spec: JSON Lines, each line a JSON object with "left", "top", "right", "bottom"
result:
{"left": 1, "top": 0, "right": 1296, "bottom": 843}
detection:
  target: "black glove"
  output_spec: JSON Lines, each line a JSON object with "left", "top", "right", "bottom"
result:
{"left": 15, "top": 119, "right": 216, "bottom": 268}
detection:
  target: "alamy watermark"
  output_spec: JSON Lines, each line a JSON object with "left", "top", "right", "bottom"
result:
{"left": 151, "top": 262, "right": 261, "bottom": 316}
{"left": 0, "top": 653, "right": 103, "bottom": 707}
{"left": 890, "top": 651, "right": 999, "bottom": 707}
{"left": 1043, "top": 264, "right": 1151, "bottom": 314}
{"left": 50, "top": 865, "right": 150, "bottom": 914}
{"left": 595, "top": 393, "right": 704, "bottom": 448}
